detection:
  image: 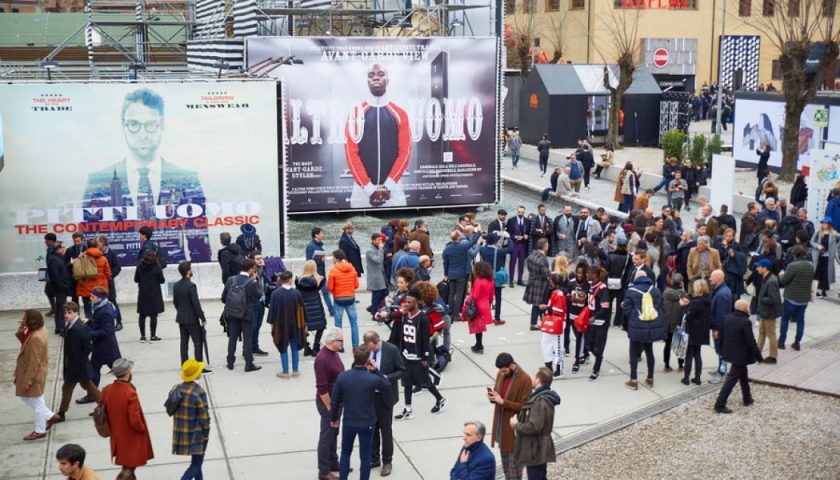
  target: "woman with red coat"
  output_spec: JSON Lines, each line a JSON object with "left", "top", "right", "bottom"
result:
{"left": 464, "top": 261, "right": 495, "bottom": 354}
{"left": 99, "top": 358, "right": 154, "bottom": 479}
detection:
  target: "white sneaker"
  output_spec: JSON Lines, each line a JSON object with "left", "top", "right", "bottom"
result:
{"left": 431, "top": 398, "right": 447, "bottom": 414}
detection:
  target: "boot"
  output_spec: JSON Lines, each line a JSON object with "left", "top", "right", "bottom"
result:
{"left": 311, "top": 344, "right": 320, "bottom": 357}
{"left": 545, "top": 362, "right": 553, "bottom": 370}
{"left": 303, "top": 343, "right": 313, "bottom": 357}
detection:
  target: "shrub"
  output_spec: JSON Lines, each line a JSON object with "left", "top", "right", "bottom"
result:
{"left": 660, "top": 129, "right": 687, "bottom": 162}
{"left": 706, "top": 134, "right": 723, "bottom": 165}
{"left": 689, "top": 134, "right": 707, "bottom": 168}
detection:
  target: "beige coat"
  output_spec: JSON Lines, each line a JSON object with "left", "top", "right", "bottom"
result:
{"left": 686, "top": 247, "right": 722, "bottom": 281}
{"left": 15, "top": 327, "right": 49, "bottom": 397}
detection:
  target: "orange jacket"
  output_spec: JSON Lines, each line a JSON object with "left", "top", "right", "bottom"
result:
{"left": 76, "top": 247, "right": 111, "bottom": 297}
{"left": 100, "top": 381, "right": 154, "bottom": 467}
{"left": 327, "top": 262, "right": 359, "bottom": 299}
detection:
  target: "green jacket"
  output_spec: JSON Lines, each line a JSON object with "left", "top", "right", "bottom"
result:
{"left": 779, "top": 260, "right": 815, "bottom": 303}
{"left": 756, "top": 274, "right": 782, "bottom": 319}
{"left": 513, "top": 387, "right": 561, "bottom": 467}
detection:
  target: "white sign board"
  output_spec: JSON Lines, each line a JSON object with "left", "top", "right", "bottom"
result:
{"left": 709, "top": 154, "right": 736, "bottom": 214}
{"left": 806, "top": 149, "right": 840, "bottom": 226}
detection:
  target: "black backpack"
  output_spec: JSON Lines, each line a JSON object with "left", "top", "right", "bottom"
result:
{"left": 436, "top": 280, "right": 449, "bottom": 303}
{"left": 223, "top": 276, "right": 250, "bottom": 320}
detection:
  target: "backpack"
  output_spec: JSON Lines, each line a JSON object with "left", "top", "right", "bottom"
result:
{"left": 436, "top": 280, "right": 450, "bottom": 304}
{"left": 73, "top": 253, "right": 99, "bottom": 280}
{"left": 223, "top": 276, "right": 250, "bottom": 320}
{"left": 92, "top": 387, "right": 110, "bottom": 437}
{"left": 491, "top": 248, "right": 509, "bottom": 287}
{"left": 638, "top": 286, "right": 659, "bottom": 321}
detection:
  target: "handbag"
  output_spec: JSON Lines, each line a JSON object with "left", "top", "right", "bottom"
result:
{"left": 492, "top": 248, "right": 509, "bottom": 287}
{"left": 463, "top": 295, "right": 478, "bottom": 321}
{"left": 607, "top": 278, "right": 622, "bottom": 290}
{"left": 573, "top": 307, "right": 590, "bottom": 333}
{"left": 93, "top": 390, "right": 110, "bottom": 438}
{"left": 37, "top": 268, "right": 48, "bottom": 282}
{"left": 671, "top": 315, "right": 689, "bottom": 360}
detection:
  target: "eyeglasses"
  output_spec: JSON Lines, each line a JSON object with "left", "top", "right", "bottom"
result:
{"left": 123, "top": 120, "right": 162, "bottom": 133}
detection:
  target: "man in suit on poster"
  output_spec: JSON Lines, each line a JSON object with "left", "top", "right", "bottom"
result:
{"left": 345, "top": 64, "right": 412, "bottom": 209}
{"left": 81, "top": 88, "right": 211, "bottom": 265}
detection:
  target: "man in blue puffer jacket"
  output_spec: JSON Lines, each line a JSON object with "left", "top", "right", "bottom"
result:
{"left": 622, "top": 272, "right": 666, "bottom": 390}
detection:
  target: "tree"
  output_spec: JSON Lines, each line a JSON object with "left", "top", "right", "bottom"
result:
{"left": 743, "top": 0, "right": 839, "bottom": 181}
{"left": 596, "top": 9, "right": 640, "bottom": 149}
{"left": 545, "top": 9, "right": 568, "bottom": 63}
{"left": 504, "top": 0, "right": 538, "bottom": 78}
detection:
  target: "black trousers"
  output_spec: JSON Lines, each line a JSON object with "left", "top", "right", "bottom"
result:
{"left": 715, "top": 363, "right": 752, "bottom": 408}
{"left": 629, "top": 341, "right": 654, "bottom": 381}
{"left": 610, "top": 290, "right": 625, "bottom": 327}
{"left": 587, "top": 324, "right": 609, "bottom": 373}
{"left": 683, "top": 345, "right": 702, "bottom": 381}
{"left": 53, "top": 292, "right": 66, "bottom": 333}
{"left": 371, "top": 401, "right": 394, "bottom": 464}
{"left": 180, "top": 323, "right": 204, "bottom": 364}
{"left": 583, "top": 166, "right": 591, "bottom": 187}
{"left": 448, "top": 277, "right": 468, "bottom": 320}
{"left": 226, "top": 317, "right": 254, "bottom": 367}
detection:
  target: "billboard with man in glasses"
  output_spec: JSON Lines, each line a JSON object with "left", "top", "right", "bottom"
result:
{"left": 0, "top": 81, "right": 282, "bottom": 273}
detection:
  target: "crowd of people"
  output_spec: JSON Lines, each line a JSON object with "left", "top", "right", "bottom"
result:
{"left": 14, "top": 162, "right": 840, "bottom": 480}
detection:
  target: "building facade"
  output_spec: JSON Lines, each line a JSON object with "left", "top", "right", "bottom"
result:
{"left": 505, "top": 0, "right": 839, "bottom": 93}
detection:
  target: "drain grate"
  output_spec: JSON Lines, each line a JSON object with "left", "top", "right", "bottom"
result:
{"left": 494, "top": 383, "right": 718, "bottom": 479}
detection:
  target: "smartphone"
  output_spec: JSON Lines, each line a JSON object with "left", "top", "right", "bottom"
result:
{"left": 486, "top": 387, "right": 492, "bottom": 393}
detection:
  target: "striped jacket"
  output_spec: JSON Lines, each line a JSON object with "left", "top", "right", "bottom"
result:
{"left": 171, "top": 382, "right": 210, "bottom": 456}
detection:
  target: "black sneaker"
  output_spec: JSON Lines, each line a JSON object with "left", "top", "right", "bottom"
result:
{"left": 394, "top": 408, "right": 414, "bottom": 420}
{"left": 253, "top": 349, "right": 269, "bottom": 356}
{"left": 114, "top": 323, "right": 123, "bottom": 332}
{"left": 431, "top": 398, "right": 447, "bottom": 414}
{"left": 140, "top": 336, "right": 147, "bottom": 343}
{"left": 150, "top": 336, "right": 161, "bottom": 342}
{"left": 571, "top": 364, "right": 580, "bottom": 374}
{"left": 588, "top": 372, "right": 600, "bottom": 381}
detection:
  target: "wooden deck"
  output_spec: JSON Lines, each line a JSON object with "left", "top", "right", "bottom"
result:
{"left": 750, "top": 333, "right": 840, "bottom": 397}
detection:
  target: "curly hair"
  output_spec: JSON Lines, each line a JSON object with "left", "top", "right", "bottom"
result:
{"left": 413, "top": 281, "right": 439, "bottom": 306}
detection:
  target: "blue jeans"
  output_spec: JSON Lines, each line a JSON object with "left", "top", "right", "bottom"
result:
{"left": 512, "top": 152, "right": 520, "bottom": 167}
{"left": 252, "top": 301, "right": 265, "bottom": 351}
{"left": 334, "top": 301, "right": 359, "bottom": 348}
{"left": 779, "top": 299, "right": 807, "bottom": 344}
{"left": 340, "top": 424, "right": 374, "bottom": 480}
{"left": 652, "top": 176, "right": 669, "bottom": 192}
{"left": 280, "top": 336, "right": 300, "bottom": 374}
{"left": 320, "top": 282, "right": 335, "bottom": 315}
{"left": 371, "top": 289, "right": 388, "bottom": 317}
{"left": 530, "top": 305, "right": 541, "bottom": 326}
{"left": 181, "top": 454, "right": 204, "bottom": 480}
{"left": 621, "top": 194, "right": 634, "bottom": 213}
{"left": 713, "top": 337, "right": 726, "bottom": 374}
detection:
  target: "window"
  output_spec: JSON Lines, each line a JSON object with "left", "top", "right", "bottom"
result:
{"left": 771, "top": 60, "right": 782, "bottom": 80}
{"left": 762, "top": 0, "right": 775, "bottom": 15}
{"left": 534, "top": 37, "right": 541, "bottom": 47}
{"left": 788, "top": 0, "right": 799, "bottom": 15}
{"left": 522, "top": 0, "right": 535, "bottom": 13}
{"left": 739, "top": 0, "right": 751, "bottom": 15}
{"left": 570, "top": 0, "right": 585, "bottom": 10}
{"left": 823, "top": 0, "right": 836, "bottom": 16}
{"left": 614, "top": 0, "right": 622, "bottom": 6}
{"left": 505, "top": 0, "right": 516, "bottom": 13}
{"left": 684, "top": 0, "right": 698, "bottom": 9}
{"left": 546, "top": 0, "right": 561, "bottom": 11}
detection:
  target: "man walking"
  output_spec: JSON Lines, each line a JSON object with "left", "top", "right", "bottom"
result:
{"left": 315, "top": 328, "right": 345, "bottom": 480}
{"left": 778, "top": 245, "right": 815, "bottom": 351}
{"left": 221, "top": 258, "right": 263, "bottom": 372}
{"left": 511, "top": 367, "right": 561, "bottom": 480}
{"left": 507, "top": 206, "right": 530, "bottom": 287}
{"left": 713, "top": 300, "right": 763, "bottom": 413}
{"left": 488, "top": 353, "right": 532, "bottom": 480}
{"left": 55, "top": 302, "right": 100, "bottom": 423}
{"left": 99, "top": 358, "right": 154, "bottom": 479}
{"left": 509, "top": 130, "right": 523, "bottom": 169}
{"left": 173, "top": 261, "right": 210, "bottom": 370}
{"left": 363, "top": 331, "right": 405, "bottom": 477}
{"left": 754, "top": 259, "right": 782, "bottom": 363}
{"left": 327, "top": 250, "right": 361, "bottom": 349}
{"left": 537, "top": 133, "right": 551, "bottom": 176}
{"left": 710, "top": 270, "right": 732, "bottom": 377}
{"left": 330, "top": 346, "right": 392, "bottom": 480}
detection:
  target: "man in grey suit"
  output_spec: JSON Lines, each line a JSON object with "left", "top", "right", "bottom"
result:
{"left": 364, "top": 331, "right": 405, "bottom": 477}
{"left": 553, "top": 205, "right": 577, "bottom": 257}
{"left": 173, "top": 261, "right": 211, "bottom": 372}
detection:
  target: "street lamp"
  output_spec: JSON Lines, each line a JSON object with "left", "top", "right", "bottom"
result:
{"left": 40, "top": 60, "right": 58, "bottom": 81}
{"left": 715, "top": 0, "right": 727, "bottom": 135}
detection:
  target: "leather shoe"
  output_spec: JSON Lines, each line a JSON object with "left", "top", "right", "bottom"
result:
{"left": 75, "top": 395, "right": 94, "bottom": 405}
{"left": 714, "top": 406, "right": 733, "bottom": 414}
{"left": 244, "top": 365, "right": 262, "bottom": 373}
{"left": 370, "top": 459, "right": 381, "bottom": 468}
{"left": 23, "top": 431, "right": 46, "bottom": 441}
{"left": 318, "top": 474, "right": 338, "bottom": 480}
{"left": 46, "top": 414, "right": 61, "bottom": 430}
{"left": 763, "top": 357, "right": 777, "bottom": 364}
{"left": 253, "top": 349, "right": 269, "bottom": 356}
{"left": 381, "top": 463, "right": 392, "bottom": 476}
{"left": 744, "top": 398, "right": 755, "bottom": 407}
{"left": 226, "top": 362, "right": 234, "bottom": 370}
{"left": 791, "top": 342, "right": 801, "bottom": 351}
{"left": 493, "top": 319, "right": 506, "bottom": 325}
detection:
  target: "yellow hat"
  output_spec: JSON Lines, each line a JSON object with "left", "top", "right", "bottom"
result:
{"left": 181, "top": 358, "right": 205, "bottom": 382}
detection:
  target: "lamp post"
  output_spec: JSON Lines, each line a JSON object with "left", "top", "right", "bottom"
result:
{"left": 714, "top": 0, "right": 727, "bottom": 135}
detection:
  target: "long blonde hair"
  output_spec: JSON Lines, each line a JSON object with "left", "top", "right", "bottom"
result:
{"left": 552, "top": 254, "right": 570, "bottom": 278}
{"left": 302, "top": 259, "right": 322, "bottom": 285}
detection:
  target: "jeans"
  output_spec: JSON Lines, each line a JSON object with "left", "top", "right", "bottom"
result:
{"left": 583, "top": 166, "right": 591, "bottom": 188}
{"left": 340, "top": 424, "right": 374, "bottom": 480}
{"left": 527, "top": 464, "right": 547, "bottom": 480}
{"left": 713, "top": 337, "right": 726, "bottom": 374}
{"left": 512, "top": 152, "right": 520, "bottom": 167}
{"left": 279, "top": 336, "right": 300, "bottom": 373}
{"left": 91, "top": 359, "right": 115, "bottom": 387}
{"left": 180, "top": 454, "right": 204, "bottom": 480}
{"left": 494, "top": 286, "right": 503, "bottom": 320}
{"left": 371, "top": 289, "right": 388, "bottom": 317}
{"left": 252, "top": 301, "right": 265, "bottom": 351}
{"left": 538, "top": 155, "right": 548, "bottom": 174}
{"left": 714, "top": 363, "right": 752, "bottom": 408}
{"left": 621, "top": 194, "right": 635, "bottom": 213}
{"left": 652, "top": 176, "right": 670, "bottom": 192}
{"left": 21, "top": 395, "right": 55, "bottom": 433}
{"left": 530, "top": 305, "right": 541, "bottom": 326}
{"left": 334, "top": 301, "right": 359, "bottom": 348}
{"left": 779, "top": 300, "right": 807, "bottom": 344}
{"left": 629, "top": 341, "right": 654, "bottom": 381}
{"left": 320, "top": 282, "right": 335, "bottom": 315}
{"left": 317, "top": 400, "right": 339, "bottom": 476}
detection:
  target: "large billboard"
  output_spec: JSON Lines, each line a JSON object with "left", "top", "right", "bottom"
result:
{"left": 246, "top": 37, "right": 499, "bottom": 213}
{"left": 0, "top": 81, "right": 282, "bottom": 273}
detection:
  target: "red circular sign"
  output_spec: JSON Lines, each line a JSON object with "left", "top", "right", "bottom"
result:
{"left": 653, "top": 48, "right": 669, "bottom": 68}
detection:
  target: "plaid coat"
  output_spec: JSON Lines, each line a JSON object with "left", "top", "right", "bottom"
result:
{"left": 171, "top": 382, "right": 210, "bottom": 456}
{"left": 523, "top": 250, "right": 550, "bottom": 305}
